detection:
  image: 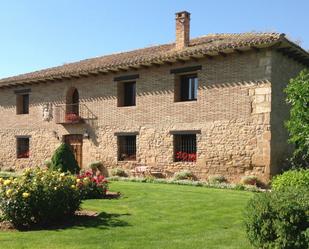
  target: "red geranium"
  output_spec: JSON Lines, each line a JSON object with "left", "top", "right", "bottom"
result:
{"left": 65, "top": 113, "right": 81, "bottom": 123}
{"left": 176, "top": 151, "right": 196, "bottom": 162}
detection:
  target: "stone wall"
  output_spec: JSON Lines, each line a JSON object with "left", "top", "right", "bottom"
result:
{"left": 270, "top": 51, "right": 306, "bottom": 175}
{"left": 0, "top": 49, "right": 290, "bottom": 182}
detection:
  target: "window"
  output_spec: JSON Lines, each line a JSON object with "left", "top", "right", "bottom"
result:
{"left": 118, "top": 81, "right": 136, "bottom": 107}
{"left": 118, "top": 135, "right": 136, "bottom": 161}
{"left": 175, "top": 74, "right": 198, "bottom": 102}
{"left": 16, "top": 137, "right": 30, "bottom": 158}
{"left": 174, "top": 134, "right": 196, "bottom": 162}
{"left": 16, "top": 94, "right": 29, "bottom": 114}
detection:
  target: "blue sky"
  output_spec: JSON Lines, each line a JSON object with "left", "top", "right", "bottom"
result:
{"left": 0, "top": 0, "right": 308, "bottom": 79}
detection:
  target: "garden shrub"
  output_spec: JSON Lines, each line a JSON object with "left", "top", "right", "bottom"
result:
{"left": 77, "top": 170, "right": 108, "bottom": 199}
{"left": 244, "top": 188, "right": 309, "bottom": 249}
{"left": 110, "top": 168, "right": 127, "bottom": 177}
{"left": 173, "top": 170, "right": 194, "bottom": 180}
{"left": 0, "top": 168, "right": 81, "bottom": 228}
{"left": 208, "top": 175, "right": 226, "bottom": 184}
{"left": 271, "top": 169, "right": 309, "bottom": 191}
{"left": 43, "top": 159, "right": 52, "bottom": 169}
{"left": 88, "top": 161, "right": 103, "bottom": 172}
{"left": 50, "top": 143, "right": 80, "bottom": 174}
{"left": 240, "top": 175, "right": 258, "bottom": 186}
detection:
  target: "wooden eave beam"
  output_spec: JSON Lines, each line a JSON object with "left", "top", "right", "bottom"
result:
{"left": 251, "top": 46, "right": 260, "bottom": 52}
{"left": 176, "top": 58, "right": 186, "bottom": 63}
{"left": 234, "top": 49, "right": 243, "bottom": 54}
{"left": 106, "top": 68, "right": 118, "bottom": 73}
{"left": 88, "top": 71, "right": 100, "bottom": 76}
{"left": 189, "top": 56, "right": 200, "bottom": 62}
{"left": 151, "top": 62, "right": 162, "bottom": 67}
{"left": 97, "top": 69, "right": 108, "bottom": 75}
{"left": 140, "top": 64, "right": 151, "bottom": 69}
{"left": 128, "top": 66, "right": 139, "bottom": 71}
{"left": 219, "top": 52, "right": 227, "bottom": 57}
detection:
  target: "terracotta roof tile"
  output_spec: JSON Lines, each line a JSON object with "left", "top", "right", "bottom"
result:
{"left": 0, "top": 32, "right": 294, "bottom": 86}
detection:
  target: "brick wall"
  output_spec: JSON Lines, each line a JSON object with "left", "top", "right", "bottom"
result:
{"left": 0, "top": 49, "right": 296, "bottom": 182}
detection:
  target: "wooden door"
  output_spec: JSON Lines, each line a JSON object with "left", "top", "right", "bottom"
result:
{"left": 64, "top": 134, "right": 83, "bottom": 168}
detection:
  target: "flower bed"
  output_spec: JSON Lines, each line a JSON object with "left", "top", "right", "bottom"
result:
{"left": 108, "top": 176, "right": 264, "bottom": 192}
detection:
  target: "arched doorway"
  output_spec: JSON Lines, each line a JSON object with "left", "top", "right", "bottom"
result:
{"left": 66, "top": 87, "right": 79, "bottom": 115}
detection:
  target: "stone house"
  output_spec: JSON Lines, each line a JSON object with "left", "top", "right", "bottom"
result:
{"left": 0, "top": 11, "right": 308, "bottom": 182}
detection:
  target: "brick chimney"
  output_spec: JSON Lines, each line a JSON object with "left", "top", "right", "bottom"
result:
{"left": 175, "top": 11, "right": 190, "bottom": 49}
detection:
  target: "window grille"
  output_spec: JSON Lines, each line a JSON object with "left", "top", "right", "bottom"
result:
{"left": 17, "top": 137, "right": 30, "bottom": 158}
{"left": 174, "top": 134, "right": 196, "bottom": 162}
{"left": 118, "top": 135, "right": 136, "bottom": 161}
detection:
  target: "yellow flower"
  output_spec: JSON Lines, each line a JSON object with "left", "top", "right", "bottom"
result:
{"left": 22, "top": 192, "right": 30, "bottom": 198}
{"left": 60, "top": 173, "right": 65, "bottom": 177}
{"left": 76, "top": 179, "right": 81, "bottom": 183}
{"left": 6, "top": 189, "right": 13, "bottom": 197}
{"left": 71, "top": 184, "right": 76, "bottom": 189}
{"left": 3, "top": 180, "right": 11, "bottom": 186}
{"left": 54, "top": 187, "right": 58, "bottom": 191}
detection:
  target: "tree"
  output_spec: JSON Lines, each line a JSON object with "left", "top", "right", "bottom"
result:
{"left": 50, "top": 143, "right": 80, "bottom": 174}
{"left": 285, "top": 69, "right": 309, "bottom": 169}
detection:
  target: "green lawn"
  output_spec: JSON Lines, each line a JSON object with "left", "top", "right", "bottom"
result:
{"left": 0, "top": 181, "right": 253, "bottom": 249}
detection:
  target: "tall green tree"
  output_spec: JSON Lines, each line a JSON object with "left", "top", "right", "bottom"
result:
{"left": 285, "top": 69, "right": 309, "bottom": 169}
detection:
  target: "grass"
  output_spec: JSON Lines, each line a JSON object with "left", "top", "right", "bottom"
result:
{"left": 0, "top": 181, "right": 253, "bottom": 249}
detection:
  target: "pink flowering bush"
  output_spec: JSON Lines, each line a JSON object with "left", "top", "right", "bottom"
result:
{"left": 77, "top": 170, "right": 108, "bottom": 199}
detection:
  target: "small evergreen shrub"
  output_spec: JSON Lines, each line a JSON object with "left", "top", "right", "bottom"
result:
{"left": 173, "top": 170, "right": 194, "bottom": 180}
{"left": 208, "top": 175, "right": 226, "bottom": 184}
{"left": 0, "top": 168, "right": 81, "bottom": 228}
{"left": 271, "top": 169, "right": 309, "bottom": 191}
{"left": 77, "top": 170, "right": 108, "bottom": 199}
{"left": 240, "top": 175, "right": 258, "bottom": 186}
{"left": 110, "top": 168, "right": 127, "bottom": 177}
{"left": 50, "top": 143, "right": 80, "bottom": 174}
{"left": 244, "top": 188, "right": 309, "bottom": 249}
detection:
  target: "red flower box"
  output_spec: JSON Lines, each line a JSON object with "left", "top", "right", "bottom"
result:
{"left": 176, "top": 151, "right": 196, "bottom": 162}
{"left": 65, "top": 113, "right": 81, "bottom": 123}
{"left": 17, "top": 150, "right": 29, "bottom": 158}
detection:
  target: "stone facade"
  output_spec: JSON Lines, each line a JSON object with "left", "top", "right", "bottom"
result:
{"left": 0, "top": 49, "right": 305, "bottom": 183}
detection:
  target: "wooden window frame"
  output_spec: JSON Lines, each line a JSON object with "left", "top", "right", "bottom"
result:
{"left": 174, "top": 73, "right": 198, "bottom": 102}
{"left": 16, "top": 93, "right": 30, "bottom": 115}
{"left": 117, "top": 81, "right": 136, "bottom": 107}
